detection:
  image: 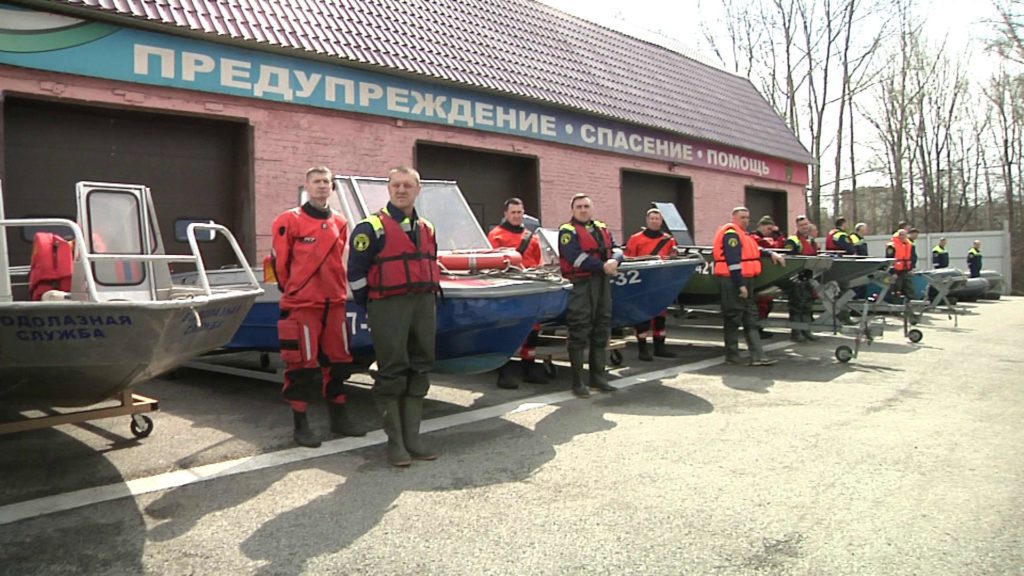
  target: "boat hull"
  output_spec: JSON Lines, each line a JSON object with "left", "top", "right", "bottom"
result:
{"left": 0, "top": 292, "right": 256, "bottom": 407}
{"left": 819, "top": 257, "right": 892, "bottom": 289}
{"left": 679, "top": 253, "right": 832, "bottom": 305}
{"left": 199, "top": 269, "right": 570, "bottom": 375}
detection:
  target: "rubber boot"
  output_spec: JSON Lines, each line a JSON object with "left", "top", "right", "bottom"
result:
{"left": 588, "top": 347, "right": 617, "bottom": 392}
{"left": 801, "top": 312, "right": 820, "bottom": 341}
{"left": 400, "top": 396, "right": 439, "bottom": 461}
{"left": 375, "top": 398, "right": 411, "bottom": 467}
{"left": 496, "top": 363, "right": 519, "bottom": 389}
{"left": 568, "top": 348, "right": 590, "bottom": 398}
{"left": 637, "top": 339, "right": 654, "bottom": 361}
{"left": 521, "top": 360, "right": 550, "bottom": 385}
{"left": 292, "top": 410, "right": 321, "bottom": 448}
{"left": 653, "top": 338, "right": 677, "bottom": 358}
{"left": 327, "top": 402, "right": 367, "bottom": 437}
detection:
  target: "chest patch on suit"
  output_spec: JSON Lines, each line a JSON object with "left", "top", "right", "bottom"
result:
{"left": 300, "top": 237, "right": 316, "bottom": 244}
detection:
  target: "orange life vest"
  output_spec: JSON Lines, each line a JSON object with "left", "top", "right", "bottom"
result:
{"left": 28, "top": 232, "right": 74, "bottom": 300}
{"left": 712, "top": 223, "right": 762, "bottom": 278}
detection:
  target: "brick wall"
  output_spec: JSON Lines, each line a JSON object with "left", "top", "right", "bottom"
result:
{"left": 1, "top": 66, "right": 806, "bottom": 255}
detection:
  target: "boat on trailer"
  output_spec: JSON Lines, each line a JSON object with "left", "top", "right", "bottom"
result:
{"left": 0, "top": 181, "right": 262, "bottom": 437}
{"left": 192, "top": 176, "right": 569, "bottom": 375}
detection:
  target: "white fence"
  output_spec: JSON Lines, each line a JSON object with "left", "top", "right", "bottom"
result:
{"left": 854, "top": 222, "right": 1011, "bottom": 293}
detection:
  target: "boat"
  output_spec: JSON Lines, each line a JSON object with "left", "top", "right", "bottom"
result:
{"left": 979, "top": 270, "right": 1005, "bottom": 300}
{"left": 818, "top": 255, "right": 893, "bottom": 291}
{"left": 533, "top": 228, "right": 705, "bottom": 327}
{"left": 192, "top": 177, "right": 570, "bottom": 375}
{"left": 675, "top": 246, "right": 833, "bottom": 305}
{"left": 0, "top": 181, "right": 262, "bottom": 436}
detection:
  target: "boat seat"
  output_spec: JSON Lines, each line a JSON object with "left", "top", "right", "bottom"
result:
{"left": 28, "top": 232, "right": 74, "bottom": 301}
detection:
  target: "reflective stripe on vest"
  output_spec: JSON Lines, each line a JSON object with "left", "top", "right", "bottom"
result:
{"left": 712, "top": 223, "right": 762, "bottom": 278}
{"left": 559, "top": 221, "right": 613, "bottom": 280}
{"left": 366, "top": 211, "right": 441, "bottom": 300}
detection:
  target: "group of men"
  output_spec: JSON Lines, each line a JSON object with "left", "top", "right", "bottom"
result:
{"left": 269, "top": 166, "right": 987, "bottom": 465}
{"left": 272, "top": 165, "right": 439, "bottom": 467}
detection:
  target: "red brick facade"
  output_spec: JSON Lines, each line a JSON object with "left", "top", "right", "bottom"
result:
{"left": 1, "top": 65, "right": 806, "bottom": 254}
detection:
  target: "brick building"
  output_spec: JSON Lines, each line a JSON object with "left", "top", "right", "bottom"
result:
{"left": 0, "top": 0, "right": 810, "bottom": 266}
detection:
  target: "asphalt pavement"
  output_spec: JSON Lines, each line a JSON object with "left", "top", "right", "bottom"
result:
{"left": 0, "top": 297, "right": 1022, "bottom": 575}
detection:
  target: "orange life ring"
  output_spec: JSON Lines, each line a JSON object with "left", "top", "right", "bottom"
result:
{"left": 438, "top": 250, "right": 522, "bottom": 271}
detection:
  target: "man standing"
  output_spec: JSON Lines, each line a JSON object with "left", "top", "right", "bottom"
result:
{"left": 782, "top": 215, "right": 819, "bottom": 342}
{"left": 749, "top": 215, "right": 784, "bottom": 340}
{"left": 851, "top": 222, "right": 869, "bottom": 256}
{"left": 967, "top": 240, "right": 983, "bottom": 277}
{"left": 487, "top": 198, "right": 547, "bottom": 387}
{"left": 714, "top": 207, "right": 786, "bottom": 366}
{"left": 885, "top": 228, "right": 915, "bottom": 300}
{"left": 932, "top": 238, "right": 949, "bottom": 268}
{"left": 826, "top": 217, "right": 856, "bottom": 254}
{"left": 907, "top": 228, "right": 921, "bottom": 270}
{"left": 271, "top": 166, "right": 365, "bottom": 448}
{"left": 625, "top": 207, "right": 678, "bottom": 361}
{"left": 558, "top": 193, "right": 620, "bottom": 397}
{"left": 348, "top": 166, "right": 440, "bottom": 467}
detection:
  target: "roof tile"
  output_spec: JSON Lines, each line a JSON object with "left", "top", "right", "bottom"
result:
{"left": 52, "top": 0, "right": 808, "bottom": 161}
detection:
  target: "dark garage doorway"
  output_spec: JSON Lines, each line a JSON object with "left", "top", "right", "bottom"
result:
{"left": 415, "top": 142, "right": 540, "bottom": 233}
{"left": 1, "top": 97, "right": 252, "bottom": 272}
{"left": 744, "top": 186, "right": 790, "bottom": 235}
{"left": 620, "top": 171, "right": 694, "bottom": 240}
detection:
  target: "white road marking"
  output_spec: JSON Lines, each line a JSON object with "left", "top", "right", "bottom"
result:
{"left": 0, "top": 340, "right": 792, "bottom": 527}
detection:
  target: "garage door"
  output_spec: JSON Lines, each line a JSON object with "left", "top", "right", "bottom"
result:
{"left": 2, "top": 97, "right": 251, "bottom": 272}
{"left": 620, "top": 171, "right": 694, "bottom": 241}
{"left": 415, "top": 142, "right": 540, "bottom": 232}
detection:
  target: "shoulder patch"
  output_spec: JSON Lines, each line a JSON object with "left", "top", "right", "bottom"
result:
{"left": 560, "top": 231, "right": 573, "bottom": 245}
{"left": 353, "top": 233, "right": 371, "bottom": 252}
{"left": 727, "top": 237, "right": 739, "bottom": 248}
{"left": 277, "top": 226, "right": 287, "bottom": 236}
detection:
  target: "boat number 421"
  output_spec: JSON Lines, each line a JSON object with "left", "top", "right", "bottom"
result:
{"left": 613, "top": 270, "right": 642, "bottom": 286}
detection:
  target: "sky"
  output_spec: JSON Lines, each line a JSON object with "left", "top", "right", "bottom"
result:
{"left": 537, "top": 0, "right": 1003, "bottom": 79}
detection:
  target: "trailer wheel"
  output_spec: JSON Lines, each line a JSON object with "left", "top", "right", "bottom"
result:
{"left": 610, "top": 350, "right": 623, "bottom": 366}
{"left": 907, "top": 328, "right": 923, "bottom": 343}
{"left": 130, "top": 415, "right": 154, "bottom": 438}
{"left": 835, "top": 345, "right": 853, "bottom": 363}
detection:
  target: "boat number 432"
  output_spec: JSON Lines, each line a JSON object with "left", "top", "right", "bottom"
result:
{"left": 613, "top": 270, "right": 642, "bottom": 286}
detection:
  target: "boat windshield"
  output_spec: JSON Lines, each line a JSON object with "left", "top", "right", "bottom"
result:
{"left": 336, "top": 177, "right": 490, "bottom": 251}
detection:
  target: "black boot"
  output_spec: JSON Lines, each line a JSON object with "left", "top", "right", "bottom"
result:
{"left": 521, "top": 360, "right": 549, "bottom": 384}
{"left": 637, "top": 339, "right": 654, "bottom": 361}
{"left": 653, "top": 338, "right": 677, "bottom": 358}
{"left": 496, "top": 363, "right": 518, "bottom": 389}
{"left": 588, "top": 347, "right": 617, "bottom": 392}
{"left": 400, "top": 396, "right": 438, "bottom": 461}
{"left": 375, "top": 398, "right": 411, "bottom": 467}
{"left": 327, "top": 402, "right": 367, "bottom": 437}
{"left": 801, "top": 312, "right": 820, "bottom": 341}
{"left": 569, "top": 348, "right": 590, "bottom": 398}
{"left": 292, "top": 410, "right": 321, "bottom": 448}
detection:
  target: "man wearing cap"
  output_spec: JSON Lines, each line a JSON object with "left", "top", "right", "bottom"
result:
{"left": 625, "top": 208, "right": 678, "bottom": 360}
{"left": 931, "top": 238, "right": 949, "bottom": 268}
{"left": 713, "top": 207, "right": 786, "bottom": 366}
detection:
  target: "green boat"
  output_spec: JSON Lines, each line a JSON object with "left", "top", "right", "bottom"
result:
{"left": 675, "top": 246, "right": 832, "bottom": 305}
